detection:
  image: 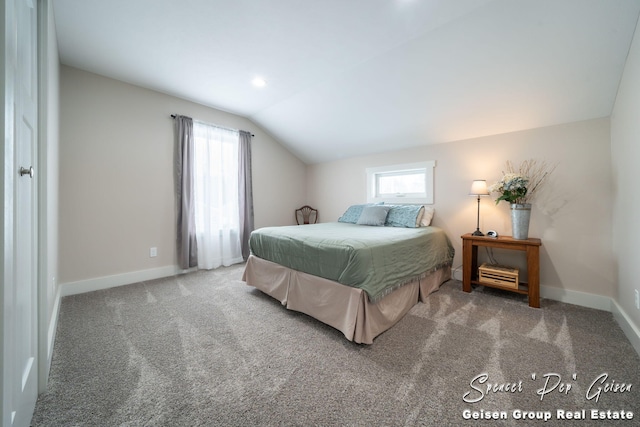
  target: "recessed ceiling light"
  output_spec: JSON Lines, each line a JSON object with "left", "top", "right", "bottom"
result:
{"left": 252, "top": 77, "right": 267, "bottom": 88}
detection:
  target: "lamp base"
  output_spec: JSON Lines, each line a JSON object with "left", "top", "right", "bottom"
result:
{"left": 471, "top": 229, "right": 484, "bottom": 236}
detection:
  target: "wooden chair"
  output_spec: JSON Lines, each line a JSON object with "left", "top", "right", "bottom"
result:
{"left": 295, "top": 205, "right": 318, "bottom": 225}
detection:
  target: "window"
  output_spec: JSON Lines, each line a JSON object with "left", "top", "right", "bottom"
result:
{"left": 192, "top": 121, "right": 243, "bottom": 269}
{"left": 366, "top": 161, "right": 435, "bottom": 204}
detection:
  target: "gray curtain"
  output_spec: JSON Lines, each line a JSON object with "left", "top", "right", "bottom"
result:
{"left": 175, "top": 115, "right": 198, "bottom": 269}
{"left": 238, "top": 130, "right": 254, "bottom": 260}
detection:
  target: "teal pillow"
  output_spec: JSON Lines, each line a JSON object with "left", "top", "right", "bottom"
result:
{"left": 338, "top": 204, "right": 369, "bottom": 223}
{"left": 385, "top": 205, "right": 424, "bottom": 228}
{"left": 338, "top": 203, "right": 384, "bottom": 223}
{"left": 357, "top": 206, "right": 391, "bottom": 226}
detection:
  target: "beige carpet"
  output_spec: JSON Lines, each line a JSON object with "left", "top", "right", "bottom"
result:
{"left": 32, "top": 263, "right": 640, "bottom": 426}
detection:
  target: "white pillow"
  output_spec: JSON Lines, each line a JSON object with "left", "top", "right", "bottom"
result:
{"left": 415, "top": 206, "right": 425, "bottom": 227}
{"left": 420, "top": 206, "right": 435, "bottom": 226}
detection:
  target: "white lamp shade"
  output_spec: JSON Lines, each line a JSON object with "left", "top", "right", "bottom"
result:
{"left": 469, "top": 180, "right": 490, "bottom": 196}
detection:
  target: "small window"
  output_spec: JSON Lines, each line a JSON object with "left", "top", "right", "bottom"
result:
{"left": 366, "top": 161, "right": 435, "bottom": 204}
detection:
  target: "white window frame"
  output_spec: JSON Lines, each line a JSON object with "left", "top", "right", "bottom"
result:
{"left": 366, "top": 161, "right": 435, "bottom": 205}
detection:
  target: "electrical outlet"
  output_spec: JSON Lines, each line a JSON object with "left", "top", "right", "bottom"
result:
{"left": 150, "top": 247, "right": 158, "bottom": 258}
{"left": 635, "top": 289, "right": 640, "bottom": 310}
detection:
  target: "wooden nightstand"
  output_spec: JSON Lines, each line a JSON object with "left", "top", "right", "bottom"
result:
{"left": 461, "top": 233, "right": 542, "bottom": 308}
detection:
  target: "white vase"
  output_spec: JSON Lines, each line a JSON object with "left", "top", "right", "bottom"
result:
{"left": 510, "top": 203, "right": 531, "bottom": 240}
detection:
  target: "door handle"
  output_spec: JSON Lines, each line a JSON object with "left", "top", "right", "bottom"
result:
{"left": 19, "top": 166, "right": 34, "bottom": 178}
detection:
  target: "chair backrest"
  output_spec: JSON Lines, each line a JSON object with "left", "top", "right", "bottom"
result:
{"left": 295, "top": 205, "right": 318, "bottom": 225}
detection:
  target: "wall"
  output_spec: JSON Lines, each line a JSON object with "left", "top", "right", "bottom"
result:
{"left": 308, "top": 118, "right": 614, "bottom": 301}
{"left": 59, "top": 66, "right": 307, "bottom": 286}
{"left": 38, "top": 0, "right": 60, "bottom": 391}
{"left": 611, "top": 15, "right": 640, "bottom": 346}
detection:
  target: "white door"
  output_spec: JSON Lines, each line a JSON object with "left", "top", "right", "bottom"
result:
{"left": 3, "top": 0, "right": 39, "bottom": 425}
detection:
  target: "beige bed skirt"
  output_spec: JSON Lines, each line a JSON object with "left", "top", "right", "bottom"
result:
{"left": 242, "top": 255, "right": 451, "bottom": 344}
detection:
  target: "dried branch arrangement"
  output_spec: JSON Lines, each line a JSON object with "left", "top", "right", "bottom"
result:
{"left": 490, "top": 159, "right": 557, "bottom": 205}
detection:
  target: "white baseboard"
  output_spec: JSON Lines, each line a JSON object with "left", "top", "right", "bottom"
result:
{"left": 610, "top": 300, "right": 640, "bottom": 357}
{"left": 60, "top": 265, "right": 184, "bottom": 297}
{"left": 540, "top": 285, "right": 612, "bottom": 311}
{"left": 540, "top": 285, "right": 640, "bottom": 357}
{"left": 47, "top": 286, "right": 61, "bottom": 363}
{"left": 39, "top": 285, "right": 62, "bottom": 393}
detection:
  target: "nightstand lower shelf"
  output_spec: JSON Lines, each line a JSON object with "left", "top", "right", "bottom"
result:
{"left": 470, "top": 280, "right": 529, "bottom": 295}
{"left": 461, "top": 233, "right": 542, "bottom": 308}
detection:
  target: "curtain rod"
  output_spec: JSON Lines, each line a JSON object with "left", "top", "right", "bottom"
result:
{"left": 170, "top": 114, "right": 254, "bottom": 137}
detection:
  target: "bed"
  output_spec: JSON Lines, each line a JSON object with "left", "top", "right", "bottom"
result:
{"left": 242, "top": 206, "right": 454, "bottom": 344}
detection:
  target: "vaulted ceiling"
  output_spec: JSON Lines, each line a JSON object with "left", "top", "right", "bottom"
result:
{"left": 53, "top": 0, "right": 640, "bottom": 164}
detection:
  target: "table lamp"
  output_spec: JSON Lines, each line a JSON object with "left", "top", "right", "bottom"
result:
{"left": 469, "top": 180, "right": 490, "bottom": 236}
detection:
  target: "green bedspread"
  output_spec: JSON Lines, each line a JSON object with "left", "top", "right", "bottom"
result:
{"left": 249, "top": 222, "right": 455, "bottom": 302}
